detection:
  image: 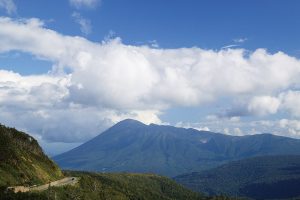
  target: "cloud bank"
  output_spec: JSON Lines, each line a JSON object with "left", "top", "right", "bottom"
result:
{"left": 1, "top": 17, "right": 300, "bottom": 143}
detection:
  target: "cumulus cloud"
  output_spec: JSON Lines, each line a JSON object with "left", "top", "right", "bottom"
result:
{"left": 248, "top": 96, "right": 280, "bottom": 116}
{"left": 0, "top": 0, "right": 16, "bottom": 14}
{"left": 0, "top": 70, "right": 69, "bottom": 109}
{"left": 279, "top": 90, "right": 300, "bottom": 117}
{"left": 1, "top": 17, "right": 300, "bottom": 142}
{"left": 245, "top": 91, "right": 300, "bottom": 117}
{"left": 71, "top": 12, "right": 92, "bottom": 35}
{"left": 0, "top": 70, "right": 162, "bottom": 143}
{"left": 1, "top": 17, "right": 300, "bottom": 110}
{"left": 69, "top": 0, "right": 100, "bottom": 9}
{"left": 279, "top": 119, "right": 300, "bottom": 136}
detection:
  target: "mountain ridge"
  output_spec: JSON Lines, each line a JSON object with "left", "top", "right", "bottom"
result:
{"left": 174, "top": 155, "right": 300, "bottom": 199}
{"left": 54, "top": 119, "right": 300, "bottom": 177}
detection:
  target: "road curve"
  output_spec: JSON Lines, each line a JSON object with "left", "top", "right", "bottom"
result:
{"left": 31, "top": 177, "right": 79, "bottom": 191}
{"left": 7, "top": 177, "right": 79, "bottom": 193}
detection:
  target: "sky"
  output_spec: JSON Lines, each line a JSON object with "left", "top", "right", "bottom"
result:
{"left": 1, "top": 0, "right": 300, "bottom": 155}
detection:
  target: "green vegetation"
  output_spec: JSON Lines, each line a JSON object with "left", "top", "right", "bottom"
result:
{"left": 174, "top": 155, "right": 300, "bottom": 199}
{"left": 0, "top": 124, "right": 63, "bottom": 187}
{"left": 0, "top": 171, "right": 239, "bottom": 200}
{"left": 55, "top": 171, "right": 204, "bottom": 200}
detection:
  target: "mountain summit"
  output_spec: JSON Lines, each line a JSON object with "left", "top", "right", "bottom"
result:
{"left": 54, "top": 119, "right": 300, "bottom": 177}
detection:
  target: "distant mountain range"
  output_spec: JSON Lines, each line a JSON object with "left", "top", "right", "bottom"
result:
{"left": 54, "top": 119, "right": 300, "bottom": 177}
{"left": 174, "top": 155, "right": 300, "bottom": 200}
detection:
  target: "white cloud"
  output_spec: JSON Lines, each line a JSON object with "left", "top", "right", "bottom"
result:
{"left": 279, "top": 90, "right": 300, "bottom": 117}
{"left": 246, "top": 91, "right": 300, "bottom": 117}
{"left": 206, "top": 115, "right": 218, "bottom": 121}
{"left": 233, "top": 127, "right": 243, "bottom": 136}
{"left": 221, "top": 44, "right": 239, "bottom": 49}
{"left": 69, "top": 0, "right": 100, "bottom": 9}
{"left": 222, "top": 38, "right": 247, "bottom": 50}
{"left": 177, "top": 118, "right": 300, "bottom": 138}
{"left": 175, "top": 122, "right": 210, "bottom": 132}
{"left": 233, "top": 38, "right": 247, "bottom": 43}
{"left": 106, "top": 109, "right": 162, "bottom": 125}
{"left": 1, "top": 17, "right": 300, "bottom": 110}
{"left": 0, "top": 0, "right": 16, "bottom": 14}
{"left": 0, "top": 70, "right": 69, "bottom": 109}
{"left": 0, "top": 72, "right": 161, "bottom": 143}
{"left": 224, "top": 128, "right": 229, "bottom": 134}
{"left": 198, "top": 126, "right": 210, "bottom": 131}
{"left": 229, "top": 116, "right": 240, "bottom": 122}
{"left": 71, "top": 12, "right": 92, "bottom": 35}
{"left": 279, "top": 119, "right": 300, "bottom": 136}
{"left": 248, "top": 96, "right": 281, "bottom": 116}
{"left": 1, "top": 17, "right": 300, "bottom": 142}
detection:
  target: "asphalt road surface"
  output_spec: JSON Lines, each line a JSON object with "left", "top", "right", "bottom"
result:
{"left": 31, "top": 177, "right": 79, "bottom": 191}
{"left": 7, "top": 177, "right": 79, "bottom": 193}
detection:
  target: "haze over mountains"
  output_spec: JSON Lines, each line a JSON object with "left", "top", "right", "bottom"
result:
{"left": 54, "top": 119, "right": 300, "bottom": 177}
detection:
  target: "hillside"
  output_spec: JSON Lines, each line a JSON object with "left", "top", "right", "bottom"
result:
{"left": 54, "top": 119, "right": 300, "bottom": 177}
{"left": 0, "top": 124, "right": 63, "bottom": 187}
{"left": 51, "top": 171, "right": 205, "bottom": 200}
{"left": 1, "top": 171, "right": 219, "bottom": 200}
{"left": 174, "top": 155, "right": 300, "bottom": 200}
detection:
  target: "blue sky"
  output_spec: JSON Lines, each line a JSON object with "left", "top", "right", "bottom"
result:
{"left": 5, "top": 1, "right": 300, "bottom": 54}
{"left": 1, "top": 0, "right": 300, "bottom": 155}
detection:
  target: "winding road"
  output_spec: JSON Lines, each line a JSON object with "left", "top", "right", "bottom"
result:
{"left": 30, "top": 177, "right": 79, "bottom": 192}
{"left": 7, "top": 177, "right": 79, "bottom": 193}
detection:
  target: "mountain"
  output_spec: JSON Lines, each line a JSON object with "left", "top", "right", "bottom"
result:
{"left": 174, "top": 155, "right": 300, "bottom": 200}
{"left": 54, "top": 119, "right": 300, "bottom": 177}
{"left": 0, "top": 124, "right": 63, "bottom": 187}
